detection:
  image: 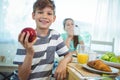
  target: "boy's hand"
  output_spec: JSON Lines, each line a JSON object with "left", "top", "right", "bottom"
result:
{"left": 54, "top": 59, "right": 67, "bottom": 80}
{"left": 54, "top": 52, "right": 72, "bottom": 80}
{"left": 18, "top": 31, "right": 37, "bottom": 54}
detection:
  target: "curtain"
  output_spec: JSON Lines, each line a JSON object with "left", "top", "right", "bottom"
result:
{"left": 0, "top": 0, "right": 120, "bottom": 55}
{"left": 0, "top": 0, "right": 36, "bottom": 58}
{"left": 91, "top": 0, "right": 120, "bottom": 55}
{"left": 0, "top": 0, "right": 36, "bottom": 42}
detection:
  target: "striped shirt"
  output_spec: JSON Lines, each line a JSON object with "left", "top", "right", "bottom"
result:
{"left": 13, "top": 29, "right": 69, "bottom": 80}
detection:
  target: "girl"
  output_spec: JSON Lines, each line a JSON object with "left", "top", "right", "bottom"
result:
{"left": 61, "top": 18, "right": 84, "bottom": 52}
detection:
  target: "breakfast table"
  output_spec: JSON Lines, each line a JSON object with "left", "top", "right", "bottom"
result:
{"left": 0, "top": 62, "right": 18, "bottom": 79}
{"left": 0, "top": 62, "right": 18, "bottom": 72}
{"left": 67, "top": 62, "right": 120, "bottom": 80}
{"left": 67, "top": 54, "right": 120, "bottom": 80}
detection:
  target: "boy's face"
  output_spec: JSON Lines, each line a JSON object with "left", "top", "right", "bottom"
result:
{"left": 32, "top": 7, "right": 56, "bottom": 30}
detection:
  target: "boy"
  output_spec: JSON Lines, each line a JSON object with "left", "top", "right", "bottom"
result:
{"left": 13, "top": 0, "right": 72, "bottom": 80}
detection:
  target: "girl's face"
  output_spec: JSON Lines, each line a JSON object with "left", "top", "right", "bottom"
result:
{"left": 32, "top": 7, "right": 56, "bottom": 30}
{"left": 65, "top": 19, "right": 74, "bottom": 36}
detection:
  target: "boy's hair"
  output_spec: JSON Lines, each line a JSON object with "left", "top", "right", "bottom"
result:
{"left": 33, "top": 0, "right": 55, "bottom": 14}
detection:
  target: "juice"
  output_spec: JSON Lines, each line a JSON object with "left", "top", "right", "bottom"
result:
{"left": 77, "top": 53, "right": 89, "bottom": 64}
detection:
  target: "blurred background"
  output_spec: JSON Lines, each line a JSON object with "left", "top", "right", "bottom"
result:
{"left": 0, "top": 0, "right": 120, "bottom": 60}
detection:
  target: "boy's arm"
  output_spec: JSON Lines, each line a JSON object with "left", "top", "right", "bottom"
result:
{"left": 54, "top": 52, "right": 72, "bottom": 80}
{"left": 18, "top": 48, "right": 34, "bottom": 80}
{"left": 18, "top": 32, "right": 36, "bottom": 80}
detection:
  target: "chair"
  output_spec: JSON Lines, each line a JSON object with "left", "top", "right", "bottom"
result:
{"left": 90, "top": 38, "right": 115, "bottom": 54}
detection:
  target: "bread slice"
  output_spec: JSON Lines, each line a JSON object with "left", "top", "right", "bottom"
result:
{"left": 87, "top": 60, "right": 112, "bottom": 72}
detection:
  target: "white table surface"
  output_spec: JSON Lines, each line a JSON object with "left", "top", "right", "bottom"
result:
{"left": 0, "top": 62, "right": 18, "bottom": 72}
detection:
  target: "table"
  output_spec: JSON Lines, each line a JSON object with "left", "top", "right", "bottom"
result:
{"left": 67, "top": 63, "right": 120, "bottom": 80}
{"left": 0, "top": 62, "right": 18, "bottom": 79}
{"left": 0, "top": 62, "right": 18, "bottom": 72}
{"left": 67, "top": 67, "right": 82, "bottom": 80}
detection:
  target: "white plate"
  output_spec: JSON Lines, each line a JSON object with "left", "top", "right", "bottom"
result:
{"left": 102, "top": 60, "right": 120, "bottom": 68}
{"left": 82, "top": 64, "right": 119, "bottom": 74}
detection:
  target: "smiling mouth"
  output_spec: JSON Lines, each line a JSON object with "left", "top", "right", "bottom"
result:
{"left": 39, "top": 20, "right": 49, "bottom": 24}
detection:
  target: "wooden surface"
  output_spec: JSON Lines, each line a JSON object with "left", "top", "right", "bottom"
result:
{"left": 68, "top": 63, "right": 100, "bottom": 77}
{"left": 67, "top": 67, "right": 82, "bottom": 80}
{"left": 67, "top": 63, "right": 120, "bottom": 80}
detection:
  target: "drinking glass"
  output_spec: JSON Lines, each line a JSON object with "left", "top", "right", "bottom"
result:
{"left": 76, "top": 44, "right": 90, "bottom": 64}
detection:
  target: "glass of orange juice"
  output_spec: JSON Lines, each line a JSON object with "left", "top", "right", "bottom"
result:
{"left": 76, "top": 44, "right": 89, "bottom": 64}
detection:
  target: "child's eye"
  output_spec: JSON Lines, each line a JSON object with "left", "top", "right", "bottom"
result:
{"left": 48, "top": 12, "right": 53, "bottom": 15}
{"left": 38, "top": 11, "right": 43, "bottom": 14}
{"left": 67, "top": 24, "right": 70, "bottom": 26}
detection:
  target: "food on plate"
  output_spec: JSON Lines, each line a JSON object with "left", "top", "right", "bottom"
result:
{"left": 87, "top": 60, "right": 112, "bottom": 72}
{"left": 101, "top": 52, "right": 120, "bottom": 63}
{"left": 21, "top": 27, "right": 36, "bottom": 42}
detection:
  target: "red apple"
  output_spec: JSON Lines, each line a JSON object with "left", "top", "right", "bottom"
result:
{"left": 21, "top": 27, "right": 37, "bottom": 42}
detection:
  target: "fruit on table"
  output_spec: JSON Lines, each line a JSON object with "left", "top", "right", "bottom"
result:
{"left": 101, "top": 54, "right": 109, "bottom": 61}
{"left": 110, "top": 56, "right": 119, "bottom": 63}
{"left": 101, "top": 52, "right": 120, "bottom": 63}
{"left": 101, "top": 52, "right": 115, "bottom": 61}
{"left": 21, "top": 27, "right": 37, "bottom": 42}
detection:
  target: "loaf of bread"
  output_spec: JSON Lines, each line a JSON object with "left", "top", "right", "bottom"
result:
{"left": 87, "top": 60, "right": 112, "bottom": 72}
